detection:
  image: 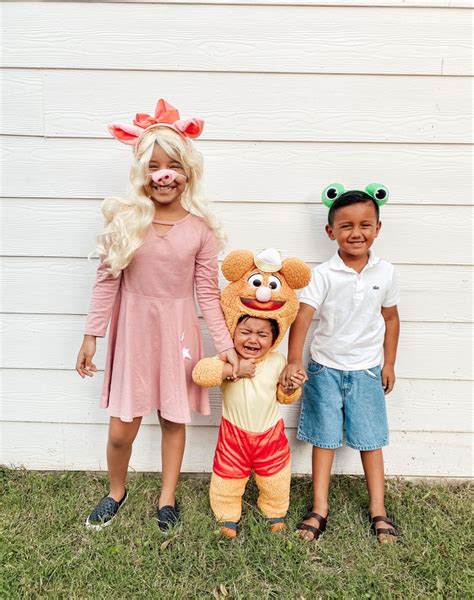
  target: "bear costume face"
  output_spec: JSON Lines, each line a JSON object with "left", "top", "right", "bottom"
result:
{"left": 220, "top": 248, "right": 311, "bottom": 351}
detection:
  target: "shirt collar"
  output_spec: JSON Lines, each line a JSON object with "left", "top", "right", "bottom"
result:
{"left": 329, "top": 250, "right": 380, "bottom": 273}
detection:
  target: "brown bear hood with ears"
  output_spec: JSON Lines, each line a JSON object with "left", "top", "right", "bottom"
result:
{"left": 220, "top": 248, "right": 311, "bottom": 352}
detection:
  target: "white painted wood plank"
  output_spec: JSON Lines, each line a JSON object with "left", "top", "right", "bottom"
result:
{"left": 2, "top": 199, "right": 472, "bottom": 265}
{"left": 1, "top": 314, "right": 471, "bottom": 379}
{"left": 3, "top": 4, "right": 471, "bottom": 75}
{"left": 0, "top": 71, "right": 43, "bottom": 135}
{"left": 2, "top": 369, "right": 472, "bottom": 433}
{"left": 1, "top": 137, "right": 471, "bottom": 206}
{"left": 1, "top": 422, "right": 471, "bottom": 476}
{"left": 40, "top": 70, "right": 472, "bottom": 143}
{"left": 32, "top": 1, "right": 474, "bottom": 8}
{"left": 2, "top": 257, "right": 472, "bottom": 323}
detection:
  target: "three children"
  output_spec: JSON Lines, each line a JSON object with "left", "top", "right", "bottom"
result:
{"left": 79, "top": 99, "right": 400, "bottom": 542}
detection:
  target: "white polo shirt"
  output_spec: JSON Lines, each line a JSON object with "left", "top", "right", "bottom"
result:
{"left": 300, "top": 251, "right": 399, "bottom": 370}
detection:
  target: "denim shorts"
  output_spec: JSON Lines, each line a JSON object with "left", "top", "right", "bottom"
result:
{"left": 297, "top": 360, "right": 389, "bottom": 451}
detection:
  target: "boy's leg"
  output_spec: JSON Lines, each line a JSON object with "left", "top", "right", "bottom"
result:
{"left": 361, "top": 448, "right": 398, "bottom": 542}
{"left": 344, "top": 368, "right": 396, "bottom": 541}
{"left": 158, "top": 413, "right": 186, "bottom": 508}
{"left": 107, "top": 416, "right": 142, "bottom": 500}
{"left": 254, "top": 461, "right": 291, "bottom": 530}
{"left": 297, "top": 363, "right": 343, "bottom": 539}
{"left": 298, "top": 446, "right": 334, "bottom": 540}
{"left": 360, "top": 448, "right": 386, "bottom": 517}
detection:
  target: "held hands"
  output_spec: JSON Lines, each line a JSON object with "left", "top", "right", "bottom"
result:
{"left": 223, "top": 357, "right": 256, "bottom": 382}
{"left": 237, "top": 358, "right": 257, "bottom": 379}
{"left": 282, "top": 369, "right": 307, "bottom": 394}
{"left": 381, "top": 364, "right": 396, "bottom": 394}
{"left": 279, "top": 362, "right": 308, "bottom": 391}
{"left": 218, "top": 347, "right": 239, "bottom": 379}
{"left": 76, "top": 335, "right": 98, "bottom": 378}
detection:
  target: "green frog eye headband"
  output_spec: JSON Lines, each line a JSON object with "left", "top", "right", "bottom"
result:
{"left": 321, "top": 183, "right": 389, "bottom": 208}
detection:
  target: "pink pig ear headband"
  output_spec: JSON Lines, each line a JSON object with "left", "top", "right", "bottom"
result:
{"left": 108, "top": 98, "right": 204, "bottom": 148}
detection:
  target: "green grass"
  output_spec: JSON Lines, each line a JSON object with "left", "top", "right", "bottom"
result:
{"left": 1, "top": 468, "right": 472, "bottom": 599}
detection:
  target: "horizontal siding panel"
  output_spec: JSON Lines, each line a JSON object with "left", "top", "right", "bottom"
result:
{"left": 1, "top": 314, "right": 471, "bottom": 379}
{"left": 0, "top": 71, "right": 43, "bottom": 135}
{"left": 2, "top": 369, "right": 472, "bottom": 433}
{"left": 3, "top": 4, "right": 471, "bottom": 75}
{"left": 80, "top": 2, "right": 473, "bottom": 7}
{"left": 1, "top": 422, "right": 471, "bottom": 476}
{"left": 1, "top": 257, "right": 472, "bottom": 323}
{"left": 1, "top": 137, "right": 471, "bottom": 206}
{"left": 2, "top": 200, "right": 472, "bottom": 265}
{"left": 32, "top": 70, "right": 472, "bottom": 143}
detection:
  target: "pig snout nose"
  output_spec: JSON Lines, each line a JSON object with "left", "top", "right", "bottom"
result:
{"left": 151, "top": 169, "right": 179, "bottom": 185}
{"left": 256, "top": 286, "right": 272, "bottom": 302}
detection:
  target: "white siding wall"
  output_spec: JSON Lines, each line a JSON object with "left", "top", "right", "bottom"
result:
{"left": 1, "top": 0, "right": 472, "bottom": 476}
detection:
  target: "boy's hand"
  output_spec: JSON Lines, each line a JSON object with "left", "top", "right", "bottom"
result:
{"left": 76, "top": 335, "right": 97, "bottom": 378}
{"left": 279, "top": 363, "right": 307, "bottom": 389}
{"left": 381, "top": 364, "right": 395, "bottom": 394}
{"left": 289, "top": 370, "right": 307, "bottom": 389}
{"left": 237, "top": 359, "right": 256, "bottom": 379}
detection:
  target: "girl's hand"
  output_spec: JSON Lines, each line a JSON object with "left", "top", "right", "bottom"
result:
{"left": 76, "top": 335, "right": 97, "bottom": 378}
{"left": 218, "top": 347, "right": 239, "bottom": 379}
{"left": 237, "top": 358, "right": 256, "bottom": 379}
{"left": 381, "top": 364, "right": 395, "bottom": 394}
{"left": 280, "top": 362, "right": 307, "bottom": 389}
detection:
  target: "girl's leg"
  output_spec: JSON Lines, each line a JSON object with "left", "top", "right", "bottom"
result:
{"left": 158, "top": 413, "right": 186, "bottom": 508}
{"left": 107, "top": 416, "right": 142, "bottom": 501}
{"left": 299, "top": 446, "right": 334, "bottom": 540}
{"left": 360, "top": 448, "right": 386, "bottom": 519}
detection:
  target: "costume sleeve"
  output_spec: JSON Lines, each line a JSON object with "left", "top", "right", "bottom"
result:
{"left": 277, "top": 384, "right": 301, "bottom": 405}
{"left": 84, "top": 258, "right": 122, "bottom": 337}
{"left": 299, "top": 268, "right": 325, "bottom": 311}
{"left": 195, "top": 226, "right": 233, "bottom": 353}
{"left": 382, "top": 266, "right": 400, "bottom": 307}
{"left": 192, "top": 357, "right": 225, "bottom": 388}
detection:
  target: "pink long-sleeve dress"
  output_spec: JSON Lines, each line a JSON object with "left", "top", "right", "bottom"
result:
{"left": 84, "top": 213, "right": 233, "bottom": 423}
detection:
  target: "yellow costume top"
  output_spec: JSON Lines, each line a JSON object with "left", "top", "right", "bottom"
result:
{"left": 192, "top": 351, "right": 301, "bottom": 433}
{"left": 222, "top": 352, "right": 285, "bottom": 433}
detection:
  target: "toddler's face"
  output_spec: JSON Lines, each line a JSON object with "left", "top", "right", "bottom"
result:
{"left": 233, "top": 317, "right": 273, "bottom": 360}
{"left": 144, "top": 143, "right": 187, "bottom": 206}
{"left": 325, "top": 201, "right": 381, "bottom": 259}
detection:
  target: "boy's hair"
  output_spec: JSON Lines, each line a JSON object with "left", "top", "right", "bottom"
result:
{"left": 236, "top": 315, "right": 279, "bottom": 343}
{"left": 328, "top": 190, "right": 380, "bottom": 226}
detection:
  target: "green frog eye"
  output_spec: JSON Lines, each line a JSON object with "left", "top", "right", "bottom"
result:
{"left": 365, "top": 183, "right": 389, "bottom": 205}
{"left": 322, "top": 183, "right": 345, "bottom": 207}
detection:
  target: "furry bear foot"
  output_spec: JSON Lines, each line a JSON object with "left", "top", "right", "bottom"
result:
{"left": 268, "top": 517, "right": 285, "bottom": 533}
{"left": 219, "top": 521, "right": 238, "bottom": 538}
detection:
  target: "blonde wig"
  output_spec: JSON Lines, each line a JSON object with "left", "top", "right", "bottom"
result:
{"left": 97, "top": 126, "right": 227, "bottom": 277}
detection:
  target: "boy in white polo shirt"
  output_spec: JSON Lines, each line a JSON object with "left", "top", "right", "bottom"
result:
{"left": 281, "top": 183, "right": 400, "bottom": 544}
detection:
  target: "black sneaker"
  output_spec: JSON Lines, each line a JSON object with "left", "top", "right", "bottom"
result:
{"left": 157, "top": 502, "right": 180, "bottom": 531}
{"left": 85, "top": 489, "right": 128, "bottom": 530}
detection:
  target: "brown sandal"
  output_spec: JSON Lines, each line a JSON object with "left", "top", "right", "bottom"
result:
{"left": 370, "top": 515, "right": 399, "bottom": 544}
{"left": 296, "top": 510, "right": 328, "bottom": 541}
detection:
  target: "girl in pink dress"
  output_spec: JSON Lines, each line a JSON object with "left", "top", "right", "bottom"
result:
{"left": 75, "top": 99, "right": 238, "bottom": 530}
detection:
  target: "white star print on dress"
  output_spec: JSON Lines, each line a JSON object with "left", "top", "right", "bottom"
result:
{"left": 182, "top": 347, "right": 192, "bottom": 360}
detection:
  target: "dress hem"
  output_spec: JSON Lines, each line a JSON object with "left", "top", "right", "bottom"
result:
{"left": 105, "top": 405, "right": 211, "bottom": 425}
